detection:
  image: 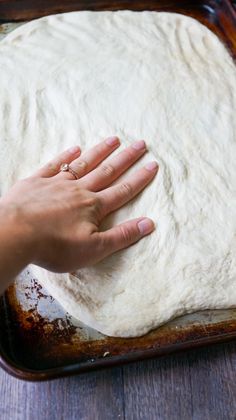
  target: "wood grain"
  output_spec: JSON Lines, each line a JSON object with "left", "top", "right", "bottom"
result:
{"left": 0, "top": 0, "right": 209, "bottom": 21}
{"left": 0, "top": 0, "right": 234, "bottom": 23}
{"left": 123, "top": 342, "right": 236, "bottom": 420}
{"left": 0, "top": 366, "right": 125, "bottom": 420}
{"left": 0, "top": 342, "right": 235, "bottom": 420}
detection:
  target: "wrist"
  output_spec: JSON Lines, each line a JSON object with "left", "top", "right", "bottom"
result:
{"left": 0, "top": 199, "right": 36, "bottom": 266}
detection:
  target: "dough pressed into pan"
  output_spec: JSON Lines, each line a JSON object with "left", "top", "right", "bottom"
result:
{"left": 0, "top": 11, "right": 236, "bottom": 337}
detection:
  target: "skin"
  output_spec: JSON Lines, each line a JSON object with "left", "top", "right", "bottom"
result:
{"left": 0, "top": 136, "right": 158, "bottom": 294}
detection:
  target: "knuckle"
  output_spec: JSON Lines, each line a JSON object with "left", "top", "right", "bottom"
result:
{"left": 119, "top": 182, "right": 133, "bottom": 198}
{"left": 119, "top": 225, "right": 134, "bottom": 244}
{"left": 100, "top": 164, "right": 114, "bottom": 178}
{"left": 76, "top": 160, "right": 87, "bottom": 170}
{"left": 95, "top": 197, "right": 103, "bottom": 218}
{"left": 47, "top": 161, "right": 57, "bottom": 173}
{"left": 84, "top": 195, "right": 97, "bottom": 207}
{"left": 85, "top": 195, "right": 103, "bottom": 218}
{"left": 73, "top": 160, "right": 87, "bottom": 176}
{"left": 126, "top": 148, "right": 136, "bottom": 161}
{"left": 95, "top": 232, "right": 107, "bottom": 253}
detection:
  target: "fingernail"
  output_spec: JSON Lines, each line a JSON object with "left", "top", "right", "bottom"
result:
{"left": 145, "top": 161, "right": 158, "bottom": 171}
{"left": 138, "top": 218, "right": 154, "bottom": 236}
{"left": 132, "top": 140, "right": 146, "bottom": 151}
{"left": 68, "top": 145, "right": 80, "bottom": 154}
{"left": 106, "top": 136, "right": 120, "bottom": 146}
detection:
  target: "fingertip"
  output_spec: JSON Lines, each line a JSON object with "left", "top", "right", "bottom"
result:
{"left": 137, "top": 217, "right": 155, "bottom": 236}
{"left": 132, "top": 140, "right": 146, "bottom": 151}
{"left": 68, "top": 145, "right": 81, "bottom": 155}
{"left": 145, "top": 161, "right": 159, "bottom": 172}
{"left": 105, "top": 136, "right": 120, "bottom": 147}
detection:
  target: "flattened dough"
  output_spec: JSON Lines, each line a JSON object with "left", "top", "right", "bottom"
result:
{"left": 0, "top": 11, "right": 236, "bottom": 337}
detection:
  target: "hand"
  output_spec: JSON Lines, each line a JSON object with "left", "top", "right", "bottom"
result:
{"left": 1, "top": 137, "right": 158, "bottom": 272}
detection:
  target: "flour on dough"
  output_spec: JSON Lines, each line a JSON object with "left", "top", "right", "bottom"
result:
{"left": 0, "top": 11, "right": 236, "bottom": 337}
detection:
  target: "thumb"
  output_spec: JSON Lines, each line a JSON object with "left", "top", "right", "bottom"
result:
{"left": 99, "top": 217, "right": 155, "bottom": 257}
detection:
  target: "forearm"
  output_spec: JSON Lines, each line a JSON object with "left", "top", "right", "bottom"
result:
{"left": 0, "top": 202, "right": 33, "bottom": 294}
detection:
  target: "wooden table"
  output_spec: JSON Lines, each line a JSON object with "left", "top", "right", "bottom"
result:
{"left": 0, "top": 341, "right": 235, "bottom": 420}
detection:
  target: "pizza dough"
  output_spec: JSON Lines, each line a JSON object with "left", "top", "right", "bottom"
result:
{"left": 0, "top": 11, "right": 236, "bottom": 337}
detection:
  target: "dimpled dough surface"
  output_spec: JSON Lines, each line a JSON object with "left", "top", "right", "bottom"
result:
{"left": 0, "top": 11, "right": 236, "bottom": 337}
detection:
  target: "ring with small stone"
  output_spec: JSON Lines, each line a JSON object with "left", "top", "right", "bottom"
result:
{"left": 60, "top": 163, "right": 80, "bottom": 180}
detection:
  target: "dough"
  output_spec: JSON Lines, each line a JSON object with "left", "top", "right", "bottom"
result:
{"left": 0, "top": 11, "right": 236, "bottom": 337}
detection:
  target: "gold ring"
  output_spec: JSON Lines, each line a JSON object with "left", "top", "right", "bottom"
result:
{"left": 60, "top": 163, "right": 79, "bottom": 180}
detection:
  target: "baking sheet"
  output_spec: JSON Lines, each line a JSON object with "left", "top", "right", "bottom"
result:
{"left": 1, "top": 269, "right": 236, "bottom": 380}
{"left": 0, "top": 0, "right": 236, "bottom": 380}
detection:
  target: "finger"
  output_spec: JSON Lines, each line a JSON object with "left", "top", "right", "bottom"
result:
{"left": 98, "top": 217, "right": 155, "bottom": 257}
{"left": 34, "top": 146, "right": 81, "bottom": 178}
{"left": 98, "top": 161, "right": 158, "bottom": 217}
{"left": 57, "top": 136, "right": 120, "bottom": 180}
{"left": 78, "top": 140, "right": 147, "bottom": 191}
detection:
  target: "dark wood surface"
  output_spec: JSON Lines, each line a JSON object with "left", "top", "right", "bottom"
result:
{"left": 0, "top": 341, "right": 235, "bottom": 420}
{"left": 0, "top": 0, "right": 213, "bottom": 21}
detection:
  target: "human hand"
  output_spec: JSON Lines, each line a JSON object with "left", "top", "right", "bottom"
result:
{"left": 1, "top": 137, "right": 158, "bottom": 272}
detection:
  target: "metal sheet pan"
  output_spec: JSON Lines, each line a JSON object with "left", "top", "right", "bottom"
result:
{"left": 0, "top": 0, "right": 236, "bottom": 381}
